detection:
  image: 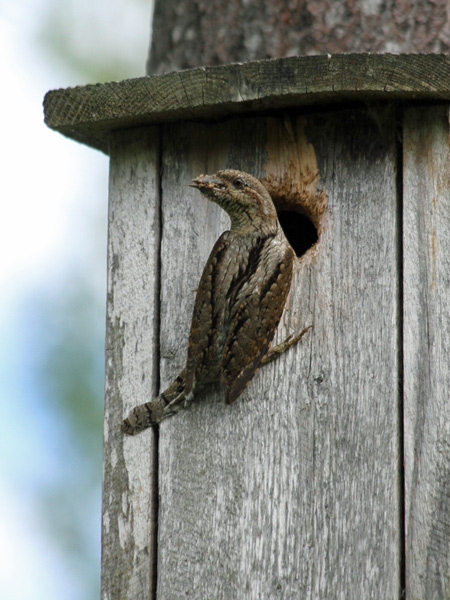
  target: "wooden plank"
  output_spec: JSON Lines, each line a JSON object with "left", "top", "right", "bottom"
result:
{"left": 403, "top": 106, "right": 450, "bottom": 600}
{"left": 157, "top": 109, "right": 401, "bottom": 598}
{"left": 102, "top": 127, "right": 160, "bottom": 600}
{"left": 43, "top": 54, "right": 450, "bottom": 153}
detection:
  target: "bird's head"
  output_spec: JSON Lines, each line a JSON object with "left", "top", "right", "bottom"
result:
{"left": 190, "top": 169, "right": 278, "bottom": 235}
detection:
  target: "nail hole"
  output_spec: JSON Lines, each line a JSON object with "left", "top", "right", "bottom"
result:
{"left": 277, "top": 210, "right": 318, "bottom": 258}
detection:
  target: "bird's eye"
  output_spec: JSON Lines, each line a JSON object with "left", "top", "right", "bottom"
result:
{"left": 233, "top": 178, "right": 244, "bottom": 188}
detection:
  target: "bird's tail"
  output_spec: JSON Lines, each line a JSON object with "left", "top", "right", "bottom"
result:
{"left": 121, "top": 369, "right": 186, "bottom": 435}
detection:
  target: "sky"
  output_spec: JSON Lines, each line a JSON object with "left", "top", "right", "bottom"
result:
{"left": 0, "top": 1, "right": 151, "bottom": 598}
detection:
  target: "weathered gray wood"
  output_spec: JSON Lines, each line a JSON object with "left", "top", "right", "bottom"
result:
{"left": 102, "top": 127, "right": 160, "bottom": 599}
{"left": 403, "top": 106, "right": 450, "bottom": 600}
{"left": 43, "top": 54, "right": 450, "bottom": 153}
{"left": 157, "top": 109, "right": 401, "bottom": 599}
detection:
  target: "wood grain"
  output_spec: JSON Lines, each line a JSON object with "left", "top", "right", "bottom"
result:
{"left": 102, "top": 128, "right": 160, "bottom": 599}
{"left": 99, "top": 100, "right": 450, "bottom": 598}
{"left": 156, "top": 109, "right": 401, "bottom": 599}
{"left": 43, "top": 54, "right": 450, "bottom": 153}
{"left": 403, "top": 106, "right": 450, "bottom": 600}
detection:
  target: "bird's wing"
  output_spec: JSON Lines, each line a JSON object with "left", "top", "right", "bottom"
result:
{"left": 220, "top": 243, "right": 294, "bottom": 404}
{"left": 184, "top": 231, "right": 235, "bottom": 396}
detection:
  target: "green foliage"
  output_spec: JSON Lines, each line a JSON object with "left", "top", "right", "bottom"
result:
{"left": 28, "top": 0, "right": 152, "bottom": 596}
{"left": 37, "top": 0, "right": 152, "bottom": 84}
{"left": 31, "top": 269, "right": 105, "bottom": 598}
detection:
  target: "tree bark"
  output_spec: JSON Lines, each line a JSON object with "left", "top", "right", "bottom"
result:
{"left": 148, "top": 0, "right": 450, "bottom": 75}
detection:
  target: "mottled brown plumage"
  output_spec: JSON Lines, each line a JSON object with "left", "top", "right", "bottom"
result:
{"left": 122, "top": 170, "right": 309, "bottom": 435}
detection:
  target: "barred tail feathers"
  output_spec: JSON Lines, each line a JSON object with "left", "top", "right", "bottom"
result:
{"left": 121, "top": 370, "right": 186, "bottom": 435}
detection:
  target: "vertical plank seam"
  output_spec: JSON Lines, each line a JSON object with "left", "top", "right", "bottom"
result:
{"left": 396, "top": 107, "right": 406, "bottom": 599}
{"left": 151, "top": 126, "right": 163, "bottom": 599}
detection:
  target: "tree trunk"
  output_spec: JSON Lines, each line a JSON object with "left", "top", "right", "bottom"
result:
{"left": 148, "top": 0, "right": 450, "bottom": 75}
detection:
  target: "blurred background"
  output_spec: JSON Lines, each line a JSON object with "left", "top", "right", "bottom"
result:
{"left": 0, "top": 1, "right": 152, "bottom": 598}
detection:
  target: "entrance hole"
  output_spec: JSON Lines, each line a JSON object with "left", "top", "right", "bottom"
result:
{"left": 277, "top": 210, "right": 319, "bottom": 258}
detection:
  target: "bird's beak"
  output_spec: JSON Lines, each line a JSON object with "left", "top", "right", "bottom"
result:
{"left": 190, "top": 175, "right": 223, "bottom": 190}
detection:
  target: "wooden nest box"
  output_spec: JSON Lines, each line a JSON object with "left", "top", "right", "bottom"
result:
{"left": 45, "top": 54, "right": 450, "bottom": 600}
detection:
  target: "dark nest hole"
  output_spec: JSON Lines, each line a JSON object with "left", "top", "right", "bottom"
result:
{"left": 277, "top": 210, "right": 319, "bottom": 258}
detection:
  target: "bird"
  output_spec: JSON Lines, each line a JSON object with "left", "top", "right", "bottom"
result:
{"left": 121, "top": 169, "right": 310, "bottom": 435}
